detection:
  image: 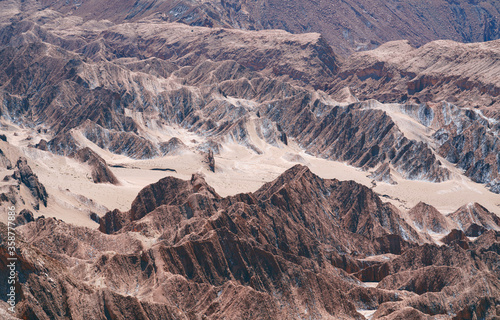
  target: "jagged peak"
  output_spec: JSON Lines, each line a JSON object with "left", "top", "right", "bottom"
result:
{"left": 254, "top": 164, "right": 320, "bottom": 200}
{"left": 448, "top": 202, "right": 500, "bottom": 232}
{"left": 190, "top": 172, "right": 220, "bottom": 198}
{"left": 408, "top": 201, "right": 441, "bottom": 214}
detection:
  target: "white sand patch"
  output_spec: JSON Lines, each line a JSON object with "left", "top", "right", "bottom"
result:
{"left": 363, "top": 282, "right": 379, "bottom": 288}
{"left": 363, "top": 100, "right": 436, "bottom": 146}
{"left": 358, "top": 254, "right": 396, "bottom": 263}
{"left": 1, "top": 115, "right": 499, "bottom": 229}
{"left": 357, "top": 309, "right": 376, "bottom": 319}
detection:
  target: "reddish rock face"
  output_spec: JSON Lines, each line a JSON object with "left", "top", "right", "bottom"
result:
{"left": 465, "top": 223, "right": 487, "bottom": 237}
{"left": 448, "top": 202, "right": 500, "bottom": 232}
{"left": 0, "top": 148, "right": 12, "bottom": 169}
{"left": 11, "top": 157, "right": 48, "bottom": 208}
{"left": 74, "top": 147, "right": 119, "bottom": 185}
{"left": 2, "top": 165, "right": 499, "bottom": 319}
{"left": 440, "top": 229, "right": 470, "bottom": 250}
{"left": 369, "top": 163, "right": 397, "bottom": 185}
{"left": 407, "top": 202, "right": 452, "bottom": 234}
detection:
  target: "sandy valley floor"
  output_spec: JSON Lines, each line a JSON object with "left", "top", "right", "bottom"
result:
{"left": 1, "top": 109, "right": 499, "bottom": 230}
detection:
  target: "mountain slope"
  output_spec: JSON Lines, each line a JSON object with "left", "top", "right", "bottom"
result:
{"left": 36, "top": 0, "right": 500, "bottom": 55}
{"left": 1, "top": 4, "right": 500, "bottom": 195}
{"left": 2, "top": 166, "right": 500, "bottom": 319}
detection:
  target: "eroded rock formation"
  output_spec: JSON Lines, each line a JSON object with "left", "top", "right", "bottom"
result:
{"left": 0, "top": 149, "right": 12, "bottom": 169}
{"left": 1, "top": 165, "right": 498, "bottom": 319}
{"left": 447, "top": 202, "right": 500, "bottom": 233}
{"left": 1, "top": 5, "right": 499, "bottom": 192}
{"left": 11, "top": 158, "right": 48, "bottom": 208}
{"left": 407, "top": 202, "right": 452, "bottom": 234}
{"left": 74, "top": 147, "right": 119, "bottom": 185}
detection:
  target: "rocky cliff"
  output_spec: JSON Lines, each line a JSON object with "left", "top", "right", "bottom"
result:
{"left": 2, "top": 165, "right": 499, "bottom": 319}
{"left": 11, "top": 158, "right": 48, "bottom": 209}
{"left": 1, "top": 3, "right": 500, "bottom": 318}
{"left": 35, "top": 0, "right": 500, "bottom": 56}
{"left": 1, "top": 4, "right": 499, "bottom": 192}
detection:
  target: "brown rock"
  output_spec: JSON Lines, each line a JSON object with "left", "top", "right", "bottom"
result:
{"left": 159, "top": 137, "right": 186, "bottom": 155}
{"left": 73, "top": 147, "right": 119, "bottom": 185}
{"left": 465, "top": 224, "right": 488, "bottom": 237}
{"left": 0, "top": 148, "right": 12, "bottom": 169}
{"left": 12, "top": 157, "right": 48, "bottom": 208}
{"left": 207, "top": 149, "right": 215, "bottom": 172}
{"left": 448, "top": 203, "right": 500, "bottom": 232}
{"left": 369, "top": 163, "right": 397, "bottom": 185}
{"left": 35, "top": 139, "right": 48, "bottom": 151}
{"left": 407, "top": 202, "right": 451, "bottom": 234}
{"left": 12, "top": 209, "right": 34, "bottom": 227}
{"left": 452, "top": 297, "right": 500, "bottom": 320}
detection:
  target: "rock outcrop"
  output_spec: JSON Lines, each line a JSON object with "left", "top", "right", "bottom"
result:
{"left": 73, "top": 147, "right": 119, "bottom": 185}
{"left": 207, "top": 149, "right": 215, "bottom": 172}
{"left": 447, "top": 202, "right": 500, "bottom": 233}
{"left": 465, "top": 223, "right": 488, "bottom": 237}
{"left": 12, "top": 209, "right": 34, "bottom": 227}
{"left": 369, "top": 163, "right": 396, "bottom": 185}
{"left": 0, "top": 149, "right": 12, "bottom": 169}
{"left": 440, "top": 229, "right": 470, "bottom": 249}
{"left": 11, "top": 158, "right": 48, "bottom": 208}
{"left": 3, "top": 164, "right": 499, "bottom": 319}
{"left": 159, "top": 137, "right": 187, "bottom": 155}
{"left": 407, "top": 202, "right": 451, "bottom": 234}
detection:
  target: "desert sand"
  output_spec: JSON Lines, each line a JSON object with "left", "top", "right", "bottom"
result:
{"left": 1, "top": 104, "right": 499, "bottom": 231}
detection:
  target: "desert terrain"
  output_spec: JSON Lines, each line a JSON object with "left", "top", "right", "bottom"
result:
{"left": 1, "top": 0, "right": 500, "bottom": 319}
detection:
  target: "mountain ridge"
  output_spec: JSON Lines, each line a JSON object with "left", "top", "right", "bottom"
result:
{"left": 1, "top": 1, "right": 500, "bottom": 318}
{"left": 33, "top": 0, "right": 500, "bottom": 56}
{"left": 1, "top": 164, "right": 499, "bottom": 319}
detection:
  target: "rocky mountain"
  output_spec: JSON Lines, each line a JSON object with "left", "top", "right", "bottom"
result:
{"left": 34, "top": 0, "right": 500, "bottom": 55}
{"left": 1, "top": 165, "right": 499, "bottom": 319}
{"left": 407, "top": 202, "right": 452, "bottom": 234}
{"left": 0, "top": 4, "right": 479, "bottom": 187}
{"left": 448, "top": 202, "right": 500, "bottom": 235}
{"left": 10, "top": 158, "right": 48, "bottom": 209}
{"left": 101, "top": 165, "right": 422, "bottom": 249}
{"left": 1, "top": 0, "right": 500, "bottom": 319}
